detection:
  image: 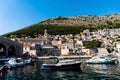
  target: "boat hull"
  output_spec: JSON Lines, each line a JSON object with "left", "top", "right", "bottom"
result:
{"left": 41, "top": 62, "right": 82, "bottom": 71}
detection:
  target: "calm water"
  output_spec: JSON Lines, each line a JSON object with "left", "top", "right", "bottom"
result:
{"left": 1, "top": 60, "right": 120, "bottom": 80}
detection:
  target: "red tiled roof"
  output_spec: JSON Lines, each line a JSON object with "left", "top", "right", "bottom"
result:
{"left": 23, "top": 43, "right": 31, "bottom": 47}
{"left": 20, "top": 38, "right": 48, "bottom": 41}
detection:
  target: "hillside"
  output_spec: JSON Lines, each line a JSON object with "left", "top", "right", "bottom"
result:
{"left": 2, "top": 13, "right": 120, "bottom": 38}
{"left": 41, "top": 14, "right": 120, "bottom": 26}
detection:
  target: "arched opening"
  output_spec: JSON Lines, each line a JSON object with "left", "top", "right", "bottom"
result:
{"left": 0, "top": 43, "right": 6, "bottom": 56}
{"left": 8, "top": 46, "right": 16, "bottom": 56}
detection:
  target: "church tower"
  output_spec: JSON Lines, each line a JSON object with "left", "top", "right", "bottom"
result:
{"left": 44, "top": 29, "right": 48, "bottom": 38}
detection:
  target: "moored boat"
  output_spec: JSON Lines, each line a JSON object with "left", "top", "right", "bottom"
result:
{"left": 86, "top": 54, "right": 117, "bottom": 64}
{"left": 5, "top": 58, "right": 25, "bottom": 67}
{"left": 23, "top": 58, "right": 32, "bottom": 64}
{"left": 41, "top": 56, "right": 82, "bottom": 71}
{"left": 0, "top": 57, "right": 10, "bottom": 64}
{"left": 0, "top": 58, "right": 9, "bottom": 61}
{"left": 0, "top": 65, "right": 4, "bottom": 71}
{"left": 0, "top": 64, "right": 14, "bottom": 71}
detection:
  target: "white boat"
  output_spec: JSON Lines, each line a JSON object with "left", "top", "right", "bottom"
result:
{"left": 86, "top": 54, "right": 117, "bottom": 64}
{"left": 115, "top": 53, "right": 120, "bottom": 57}
{"left": 0, "top": 64, "right": 15, "bottom": 71}
{"left": 0, "top": 58, "right": 9, "bottom": 61}
{"left": 0, "top": 65, "right": 4, "bottom": 71}
{"left": 41, "top": 56, "right": 82, "bottom": 71}
{"left": 23, "top": 58, "right": 32, "bottom": 64}
{"left": 0, "top": 57, "right": 10, "bottom": 64}
{"left": 5, "top": 58, "right": 25, "bottom": 67}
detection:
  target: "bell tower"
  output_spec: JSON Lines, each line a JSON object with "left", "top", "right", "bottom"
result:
{"left": 44, "top": 29, "right": 48, "bottom": 38}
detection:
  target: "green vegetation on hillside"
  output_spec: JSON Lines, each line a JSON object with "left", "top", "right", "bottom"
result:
{"left": 84, "top": 40, "right": 102, "bottom": 48}
{"left": 3, "top": 25, "right": 91, "bottom": 38}
{"left": 2, "top": 14, "right": 120, "bottom": 38}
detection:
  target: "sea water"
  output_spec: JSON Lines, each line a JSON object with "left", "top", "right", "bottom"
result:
{"left": 1, "top": 60, "right": 120, "bottom": 80}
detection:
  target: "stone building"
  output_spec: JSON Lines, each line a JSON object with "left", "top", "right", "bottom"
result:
{"left": 0, "top": 37, "right": 23, "bottom": 56}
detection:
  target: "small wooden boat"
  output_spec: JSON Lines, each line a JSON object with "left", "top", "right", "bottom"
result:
{"left": 41, "top": 56, "right": 82, "bottom": 71}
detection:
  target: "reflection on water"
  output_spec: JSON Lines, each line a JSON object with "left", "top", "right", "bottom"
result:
{"left": 1, "top": 61, "right": 120, "bottom": 80}
{"left": 86, "top": 64, "right": 115, "bottom": 74}
{"left": 0, "top": 68, "right": 23, "bottom": 80}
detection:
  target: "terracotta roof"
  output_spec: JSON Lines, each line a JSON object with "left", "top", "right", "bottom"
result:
{"left": 20, "top": 38, "right": 48, "bottom": 41}
{"left": 56, "top": 44, "right": 67, "bottom": 47}
{"left": 23, "top": 43, "right": 31, "bottom": 47}
{"left": 52, "top": 41, "right": 61, "bottom": 45}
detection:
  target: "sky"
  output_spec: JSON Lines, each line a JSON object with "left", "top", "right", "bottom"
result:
{"left": 0, "top": 0, "right": 120, "bottom": 35}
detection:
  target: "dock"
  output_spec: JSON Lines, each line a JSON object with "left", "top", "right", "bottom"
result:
{"left": 38, "top": 55, "right": 92, "bottom": 60}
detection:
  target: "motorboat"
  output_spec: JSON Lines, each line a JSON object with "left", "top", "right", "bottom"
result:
{"left": 23, "top": 58, "right": 32, "bottom": 64}
{"left": 0, "top": 57, "right": 10, "bottom": 64}
{"left": 0, "top": 65, "right": 3, "bottom": 71}
{"left": 15, "top": 56, "right": 38, "bottom": 62}
{"left": 115, "top": 53, "right": 120, "bottom": 57}
{"left": 41, "top": 56, "right": 82, "bottom": 71}
{"left": 0, "top": 64, "right": 14, "bottom": 71}
{"left": 0, "top": 58, "right": 9, "bottom": 61}
{"left": 5, "top": 58, "right": 25, "bottom": 67}
{"left": 86, "top": 54, "right": 117, "bottom": 64}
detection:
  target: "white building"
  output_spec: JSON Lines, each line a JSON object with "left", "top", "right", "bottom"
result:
{"left": 57, "top": 44, "right": 69, "bottom": 56}
{"left": 116, "top": 43, "right": 120, "bottom": 52}
{"left": 82, "top": 49, "right": 91, "bottom": 55}
{"left": 97, "top": 48, "right": 108, "bottom": 54}
{"left": 23, "top": 43, "right": 36, "bottom": 56}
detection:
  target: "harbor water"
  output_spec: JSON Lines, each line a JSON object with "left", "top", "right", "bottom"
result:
{"left": 1, "top": 60, "right": 120, "bottom": 80}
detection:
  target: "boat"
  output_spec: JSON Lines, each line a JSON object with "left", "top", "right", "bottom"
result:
{"left": 0, "top": 58, "right": 9, "bottom": 61}
{"left": 22, "top": 58, "right": 32, "bottom": 64}
{"left": 41, "top": 56, "right": 82, "bottom": 71}
{"left": 115, "top": 53, "right": 120, "bottom": 57}
{"left": 5, "top": 58, "right": 25, "bottom": 67}
{"left": 15, "top": 56, "right": 38, "bottom": 62}
{"left": 0, "top": 57, "right": 10, "bottom": 64}
{"left": 86, "top": 54, "right": 117, "bottom": 64}
{"left": 0, "top": 65, "right": 4, "bottom": 71}
{"left": 0, "top": 64, "right": 14, "bottom": 71}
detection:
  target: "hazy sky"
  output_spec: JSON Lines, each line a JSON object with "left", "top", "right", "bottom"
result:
{"left": 0, "top": 0, "right": 120, "bottom": 35}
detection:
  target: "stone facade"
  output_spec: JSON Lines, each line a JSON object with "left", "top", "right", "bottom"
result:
{"left": 0, "top": 37, "right": 23, "bottom": 56}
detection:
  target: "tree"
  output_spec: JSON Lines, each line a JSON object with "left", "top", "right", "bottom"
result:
{"left": 84, "top": 40, "right": 102, "bottom": 48}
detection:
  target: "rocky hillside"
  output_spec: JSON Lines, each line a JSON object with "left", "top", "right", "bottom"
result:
{"left": 2, "top": 13, "right": 120, "bottom": 38}
{"left": 42, "top": 14, "right": 120, "bottom": 26}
